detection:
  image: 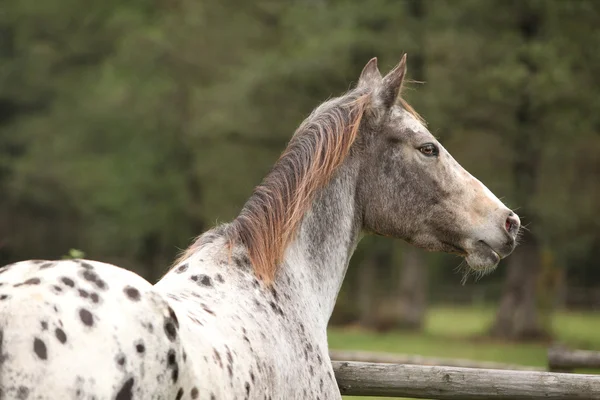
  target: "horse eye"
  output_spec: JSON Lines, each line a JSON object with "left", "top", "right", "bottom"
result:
{"left": 419, "top": 143, "right": 438, "bottom": 157}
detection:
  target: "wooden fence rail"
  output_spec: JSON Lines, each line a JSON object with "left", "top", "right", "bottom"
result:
{"left": 332, "top": 361, "right": 600, "bottom": 399}
{"left": 330, "top": 349, "right": 544, "bottom": 371}
{"left": 548, "top": 346, "right": 600, "bottom": 372}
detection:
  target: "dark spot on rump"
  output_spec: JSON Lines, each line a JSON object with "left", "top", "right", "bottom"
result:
{"left": 245, "top": 382, "right": 250, "bottom": 396}
{"left": 17, "top": 386, "right": 29, "bottom": 400}
{"left": 78, "top": 289, "right": 89, "bottom": 298}
{"left": 82, "top": 270, "right": 107, "bottom": 290}
{"left": 115, "top": 377, "right": 134, "bottom": 400}
{"left": 176, "top": 263, "right": 188, "bottom": 273}
{"left": 200, "top": 275, "right": 212, "bottom": 287}
{"left": 90, "top": 293, "right": 100, "bottom": 303}
{"left": 116, "top": 354, "right": 126, "bottom": 366}
{"left": 79, "top": 261, "right": 94, "bottom": 269}
{"left": 171, "top": 366, "right": 179, "bottom": 383}
{"left": 79, "top": 308, "right": 94, "bottom": 327}
{"left": 52, "top": 285, "right": 63, "bottom": 293}
{"left": 55, "top": 328, "right": 67, "bottom": 344}
{"left": 40, "top": 321, "right": 48, "bottom": 330}
{"left": 24, "top": 278, "right": 41, "bottom": 285}
{"left": 176, "top": 388, "right": 184, "bottom": 400}
{"left": 167, "top": 349, "right": 177, "bottom": 366}
{"left": 33, "top": 337, "right": 47, "bottom": 360}
{"left": 135, "top": 342, "right": 145, "bottom": 354}
{"left": 190, "top": 388, "right": 199, "bottom": 399}
{"left": 60, "top": 277, "right": 74, "bottom": 288}
{"left": 39, "top": 262, "right": 54, "bottom": 269}
{"left": 216, "top": 274, "right": 224, "bottom": 283}
{"left": 168, "top": 306, "right": 179, "bottom": 328}
{"left": 0, "top": 294, "right": 9, "bottom": 300}
{"left": 124, "top": 286, "right": 140, "bottom": 301}
{"left": 164, "top": 322, "right": 177, "bottom": 341}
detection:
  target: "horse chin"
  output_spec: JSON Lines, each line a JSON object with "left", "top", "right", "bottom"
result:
{"left": 465, "top": 248, "right": 500, "bottom": 274}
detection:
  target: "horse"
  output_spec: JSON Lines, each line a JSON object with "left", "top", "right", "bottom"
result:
{"left": 0, "top": 55, "right": 520, "bottom": 400}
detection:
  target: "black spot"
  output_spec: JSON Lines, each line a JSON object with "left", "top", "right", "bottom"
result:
{"left": 168, "top": 307, "right": 179, "bottom": 328}
{"left": 270, "top": 287, "right": 278, "bottom": 300}
{"left": 79, "top": 261, "right": 94, "bottom": 269}
{"left": 190, "top": 275, "right": 198, "bottom": 282}
{"left": 39, "top": 262, "right": 54, "bottom": 269}
{"left": 250, "top": 371, "right": 255, "bottom": 383}
{"left": 164, "top": 322, "right": 177, "bottom": 341}
{"left": 202, "top": 305, "right": 215, "bottom": 316}
{"left": 52, "top": 285, "right": 63, "bottom": 293}
{"left": 175, "top": 388, "right": 184, "bottom": 400}
{"left": 115, "top": 377, "right": 134, "bottom": 400}
{"left": 0, "top": 294, "right": 9, "bottom": 300}
{"left": 40, "top": 321, "right": 48, "bottom": 330}
{"left": 245, "top": 382, "right": 250, "bottom": 396}
{"left": 124, "top": 286, "right": 140, "bottom": 301}
{"left": 165, "top": 349, "right": 175, "bottom": 365}
{"left": 78, "top": 289, "right": 89, "bottom": 298}
{"left": 216, "top": 274, "right": 224, "bottom": 283}
{"left": 17, "top": 386, "right": 29, "bottom": 400}
{"left": 55, "top": 328, "right": 67, "bottom": 344}
{"left": 82, "top": 269, "right": 107, "bottom": 290}
{"left": 33, "top": 337, "right": 47, "bottom": 360}
{"left": 79, "top": 309, "right": 94, "bottom": 327}
{"left": 135, "top": 342, "right": 145, "bottom": 354}
{"left": 60, "top": 277, "right": 74, "bottom": 287}
{"left": 24, "top": 278, "right": 41, "bottom": 285}
{"left": 90, "top": 293, "right": 100, "bottom": 303}
{"left": 116, "top": 354, "right": 126, "bottom": 366}
{"left": 200, "top": 275, "right": 212, "bottom": 287}
{"left": 176, "top": 263, "right": 188, "bottom": 273}
{"left": 190, "top": 387, "right": 199, "bottom": 399}
{"left": 269, "top": 301, "right": 284, "bottom": 316}
{"left": 171, "top": 367, "right": 179, "bottom": 383}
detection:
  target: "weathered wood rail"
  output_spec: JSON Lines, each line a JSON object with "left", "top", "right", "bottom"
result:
{"left": 330, "top": 349, "right": 544, "bottom": 371}
{"left": 548, "top": 346, "right": 600, "bottom": 372}
{"left": 332, "top": 361, "right": 600, "bottom": 399}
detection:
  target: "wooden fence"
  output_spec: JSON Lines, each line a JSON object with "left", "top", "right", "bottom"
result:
{"left": 331, "top": 347, "right": 600, "bottom": 399}
{"left": 333, "top": 361, "right": 600, "bottom": 399}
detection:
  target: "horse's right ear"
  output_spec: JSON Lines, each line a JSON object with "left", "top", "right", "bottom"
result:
{"left": 357, "top": 57, "right": 382, "bottom": 89}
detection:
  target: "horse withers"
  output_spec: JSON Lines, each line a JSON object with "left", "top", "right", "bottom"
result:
{"left": 0, "top": 55, "right": 520, "bottom": 399}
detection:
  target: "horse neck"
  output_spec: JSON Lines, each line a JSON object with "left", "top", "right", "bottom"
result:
{"left": 278, "top": 160, "right": 362, "bottom": 329}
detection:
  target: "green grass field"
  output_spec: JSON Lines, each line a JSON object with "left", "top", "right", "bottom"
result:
{"left": 328, "top": 306, "right": 600, "bottom": 399}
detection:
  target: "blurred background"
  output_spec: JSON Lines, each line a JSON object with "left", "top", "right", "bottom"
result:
{"left": 1, "top": 0, "right": 599, "bottom": 396}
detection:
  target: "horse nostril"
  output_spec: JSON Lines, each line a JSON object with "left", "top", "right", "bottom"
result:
{"left": 505, "top": 213, "right": 520, "bottom": 234}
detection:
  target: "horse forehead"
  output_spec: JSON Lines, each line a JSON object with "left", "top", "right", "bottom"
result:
{"left": 390, "top": 107, "right": 429, "bottom": 137}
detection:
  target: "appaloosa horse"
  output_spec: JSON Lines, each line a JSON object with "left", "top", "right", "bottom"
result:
{"left": 0, "top": 55, "right": 520, "bottom": 399}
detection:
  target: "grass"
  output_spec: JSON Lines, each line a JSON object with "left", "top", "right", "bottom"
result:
{"left": 328, "top": 306, "right": 600, "bottom": 399}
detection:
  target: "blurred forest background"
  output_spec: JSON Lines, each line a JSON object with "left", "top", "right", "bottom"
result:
{"left": 1, "top": 0, "right": 599, "bottom": 358}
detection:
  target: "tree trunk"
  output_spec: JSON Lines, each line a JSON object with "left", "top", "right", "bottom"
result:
{"left": 395, "top": 244, "right": 428, "bottom": 330}
{"left": 490, "top": 3, "right": 548, "bottom": 340}
{"left": 490, "top": 232, "right": 546, "bottom": 339}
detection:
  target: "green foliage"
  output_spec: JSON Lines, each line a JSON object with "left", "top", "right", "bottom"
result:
{"left": 0, "top": 0, "right": 598, "bottom": 287}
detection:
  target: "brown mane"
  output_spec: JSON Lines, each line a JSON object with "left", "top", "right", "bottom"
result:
{"left": 176, "top": 87, "right": 423, "bottom": 283}
{"left": 228, "top": 90, "right": 370, "bottom": 282}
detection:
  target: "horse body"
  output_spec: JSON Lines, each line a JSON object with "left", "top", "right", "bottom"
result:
{"left": 0, "top": 55, "right": 521, "bottom": 399}
{"left": 0, "top": 259, "right": 185, "bottom": 400}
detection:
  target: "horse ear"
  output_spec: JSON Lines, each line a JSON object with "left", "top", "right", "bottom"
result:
{"left": 380, "top": 54, "right": 407, "bottom": 109}
{"left": 358, "top": 57, "right": 382, "bottom": 88}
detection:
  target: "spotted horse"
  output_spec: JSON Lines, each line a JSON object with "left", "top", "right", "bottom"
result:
{"left": 0, "top": 55, "right": 521, "bottom": 399}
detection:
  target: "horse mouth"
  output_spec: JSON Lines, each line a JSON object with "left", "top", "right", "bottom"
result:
{"left": 442, "top": 241, "right": 468, "bottom": 256}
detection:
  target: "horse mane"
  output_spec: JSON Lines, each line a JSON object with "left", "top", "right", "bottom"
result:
{"left": 176, "top": 86, "right": 423, "bottom": 283}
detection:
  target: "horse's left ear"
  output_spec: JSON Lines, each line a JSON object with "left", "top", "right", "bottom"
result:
{"left": 380, "top": 54, "right": 407, "bottom": 109}
{"left": 357, "top": 57, "right": 382, "bottom": 89}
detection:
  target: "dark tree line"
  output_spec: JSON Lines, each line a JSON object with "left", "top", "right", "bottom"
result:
{"left": 1, "top": 0, "right": 599, "bottom": 339}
